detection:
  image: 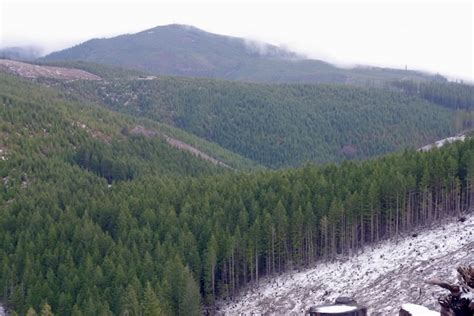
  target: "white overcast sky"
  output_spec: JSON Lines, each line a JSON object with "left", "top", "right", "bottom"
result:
{"left": 1, "top": 0, "right": 473, "bottom": 80}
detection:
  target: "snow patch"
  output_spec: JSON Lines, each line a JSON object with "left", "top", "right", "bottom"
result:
{"left": 461, "top": 290, "right": 474, "bottom": 301}
{"left": 401, "top": 303, "right": 438, "bottom": 316}
{"left": 419, "top": 134, "right": 466, "bottom": 151}
{"left": 313, "top": 305, "right": 357, "bottom": 313}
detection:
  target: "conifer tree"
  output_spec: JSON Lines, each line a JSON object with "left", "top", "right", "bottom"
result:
{"left": 40, "top": 303, "right": 53, "bottom": 316}
{"left": 26, "top": 307, "right": 37, "bottom": 316}
{"left": 120, "top": 285, "right": 141, "bottom": 316}
{"left": 143, "top": 283, "right": 162, "bottom": 316}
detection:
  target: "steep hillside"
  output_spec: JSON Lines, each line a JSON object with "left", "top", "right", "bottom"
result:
{"left": 0, "top": 70, "right": 257, "bottom": 171}
{"left": 58, "top": 74, "right": 459, "bottom": 167}
{"left": 41, "top": 24, "right": 441, "bottom": 85}
{"left": 218, "top": 213, "right": 474, "bottom": 315}
{"left": 0, "top": 72, "right": 250, "bottom": 182}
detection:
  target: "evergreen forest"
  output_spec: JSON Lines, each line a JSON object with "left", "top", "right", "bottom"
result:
{"left": 56, "top": 70, "right": 468, "bottom": 168}
{"left": 0, "top": 71, "right": 473, "bottom": 315}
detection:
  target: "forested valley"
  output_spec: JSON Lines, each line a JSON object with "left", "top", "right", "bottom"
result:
{"left": 54, "top": 66, "right": 467, "bottom": 168}
{"left": 0, "top": 71, "right": 473, "bottom": 315}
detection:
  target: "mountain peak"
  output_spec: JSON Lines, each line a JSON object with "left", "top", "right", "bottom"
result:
{"left": 42, "top": 24, "right": 439, "bottom": 84}
{"left": 143, "top": 23, "right": 204, "bottom": 33}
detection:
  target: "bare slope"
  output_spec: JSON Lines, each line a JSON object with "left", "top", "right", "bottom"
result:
{"left": 0, "top": 59, "right": 100, "bottom": 80}
{"left": 218, "top": 214, "right": 474, "bottom": 315}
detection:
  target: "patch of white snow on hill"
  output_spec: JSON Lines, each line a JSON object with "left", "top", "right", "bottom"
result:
{"left": 419, "top": 133, "right": 466, "bottom": 151}
{"left": 218, "top": 213, "right": 474, "bottom": 315}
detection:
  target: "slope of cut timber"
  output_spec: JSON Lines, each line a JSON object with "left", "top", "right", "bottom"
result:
{"left": 163, "top": 134, "right": 230, "bottom": 168}
{"left": 129, "top": 125, "right": 230, "bottom": 168}
{"left": 218, "top": 213, "right": 474, "bottom": 315}
{"left": 0, "top": 59, "right": 100, "bottom": 80}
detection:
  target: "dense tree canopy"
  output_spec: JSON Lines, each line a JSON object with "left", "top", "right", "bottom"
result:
{"left": 391, "top": 80, "right": 473, "bottom": 111}
{"left": 1, "top": 131, "right": 472, "bottom": 314}
{"left": 60, "top": 75, "right": 459, "bottom": 168}
{"left": 0, "top": 70, "right": 472, "bottom": 315}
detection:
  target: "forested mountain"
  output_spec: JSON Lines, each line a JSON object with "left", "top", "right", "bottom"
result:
{"left": 1, "top": 94, "right": 472, "bottom": 315}
{"left": 0, "top": 71, "right": 257, "bottom": 173}
{"left": 0, "top": 72, "right": 254, "bottom": 184}
{"left": 4, "top": 59, "right": 467, "bottom": 170}
{"left": 1, "top": 53, "right": 473, "bottom": 316}
{"left": 41, "top": 24, "right": 442, "bottom": 85}
{"left": 57, "top": 71, "right": 462, "bottom": 167}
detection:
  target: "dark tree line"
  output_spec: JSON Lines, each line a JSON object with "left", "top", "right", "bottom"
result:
{"left": 391, "top": 80, "right": 474, "bottom": 111}
{"left": 390, "top": 80, "right": 474, "bottom": 132}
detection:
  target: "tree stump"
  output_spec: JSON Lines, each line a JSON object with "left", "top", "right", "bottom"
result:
{"left": 427, "top": 265, "right": 474, "bottom": 316}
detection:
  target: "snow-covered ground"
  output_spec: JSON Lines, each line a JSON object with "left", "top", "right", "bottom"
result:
{"left": 218, "top": 213, "right": 474, "bottom": 315}
{"left": 419, "top": 134, "right": 466, "bottom": 151}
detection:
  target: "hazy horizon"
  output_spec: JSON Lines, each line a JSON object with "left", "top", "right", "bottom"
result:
{"left": 1, "top": 0, "right": 472, "bottom": 81}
